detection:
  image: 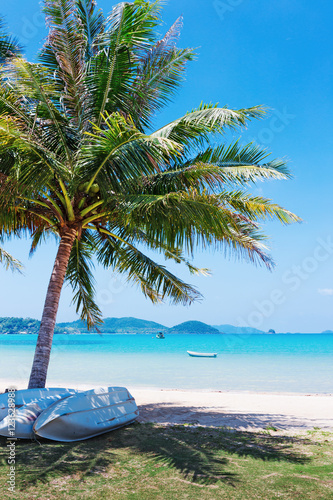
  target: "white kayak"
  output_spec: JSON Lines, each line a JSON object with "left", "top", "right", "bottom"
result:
{"left": 187, "top": 351, "right": 217, "bottom": 358}
{"left": 0, "top": 392, "right": 78, "bottom": 439}
{"left": 0, "top": 388, "right": 78, "bottom": 422}
{"left": 34, "top": 386, "right": 139, "bottom": 442}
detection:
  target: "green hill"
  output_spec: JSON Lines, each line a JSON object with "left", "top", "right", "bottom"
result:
{"left": 57, "top": 317, "right": 167, "bottom": 334}
{"left": 170, "top": 321, "right": 221, "bottom": 334}
{"left": 0, "top": 317, "right": 70, "bottom": 335}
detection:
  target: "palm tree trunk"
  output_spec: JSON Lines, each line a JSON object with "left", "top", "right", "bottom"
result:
{"left": 28, "top": 228, "right": 77, "bottom": 389}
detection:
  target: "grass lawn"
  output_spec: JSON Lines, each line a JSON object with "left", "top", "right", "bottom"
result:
{"left": 0, "top": 423, "right": 333, "bottom": 499}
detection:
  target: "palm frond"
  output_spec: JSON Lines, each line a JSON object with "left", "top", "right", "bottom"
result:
{"left": 0, "top": 16, "right": 21, "bottom": 64}
{"left": 42, "top": 0, "right": 89, "bottom": 128}
{"left": 152, "top": 103, "right": 267, "bottom": 152}
{"left": 103, "top": 223, "right": 211, "bottom": 276}
{"left": 112, "top": 190, "right": 275, "bottom": 267}
{"left": 76, "top": 0, "right": 105, "bottom": 59}
{"left": 130, "top": 17, "right": 195, "bottom": 128}
{"left": 94, "top": 230, "right": 202, "bottom": 305}
{"left": 65, "top": 234, "right": 102, "bottom": 329}
{"left": 220, "top": 190, "right": 301, "bottom": 224}
{"left": 89, "top": 0, "right": 162, "bottom": 126}
{"left": 7, "top": 59, "right": 73, "bottom": 165}
{"left": 133, "top": 141, "right": 292, "bottom": 195}
{"left": 0, "top": 245, "right": 23, "bottom": 272}
{"left": 79, "top": 113, "right": 181, "bottom": 192}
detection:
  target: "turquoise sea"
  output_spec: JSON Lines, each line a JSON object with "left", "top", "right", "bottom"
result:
{"left": 0, "top": 334, "right": 333, "bottom": 393}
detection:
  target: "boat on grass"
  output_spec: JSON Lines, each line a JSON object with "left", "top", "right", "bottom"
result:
{"left": 187, "top": 351, "right": 217, "bottom": 358}
{"left": 34, "top": 386, "right": 139, "bottom": 442}
{"left": 0, "top": 392, "right": 79, "bottom": 439}
{"left": 0, "top": 388, "right": 78, "bottom": 422}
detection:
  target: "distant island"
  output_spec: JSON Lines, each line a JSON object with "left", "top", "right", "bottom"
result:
{"left": 0, "top": 317, "right": 221, "bottom": 335}
{"left": 169, "top": 321, "right": 220, "bottom": 335}
{"left": 0, "top": 317, "right": 331, "bottom": 335}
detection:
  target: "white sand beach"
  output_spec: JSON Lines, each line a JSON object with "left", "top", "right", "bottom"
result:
{"left": 133, "top": 389, "right": 333, "bottom": 432}
{"left": 1, "top": 379, "right": 332, "bottom": 432}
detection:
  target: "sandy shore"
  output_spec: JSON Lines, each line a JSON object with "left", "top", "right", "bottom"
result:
{"left": 1, "top": 378, "right": 332, "bottom": 432}
{"left": 132, "top": 389, "right": 333, "bottom": 431}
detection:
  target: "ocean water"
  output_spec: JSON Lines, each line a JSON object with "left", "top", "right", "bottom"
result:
{"left": 0, "top": 334, "right": 332, "bottom": 394}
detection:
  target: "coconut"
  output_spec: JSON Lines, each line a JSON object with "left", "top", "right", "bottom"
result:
{"left": 89, "top": 184, "right": 100, "bottom": 194}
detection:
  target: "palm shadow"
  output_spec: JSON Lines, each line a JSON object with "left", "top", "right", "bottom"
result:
{"left": 138, "top": 401, "right": 330, "bottom": 431}
{"left": 0, "top": 416, "right": 313, "bottom": 490}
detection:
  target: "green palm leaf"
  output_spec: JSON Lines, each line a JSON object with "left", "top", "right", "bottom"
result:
{"left": 152, "top": 103, "right": 266, "bottom": 152}
{"left": 0, "top": 16, "right": 21, "bottom": 63}
{"left": 94, "top": 230, "right": 202, "bottom": 305}
{"left": 65, "top": 234, "right": 103, "bottom": 328}
{"left": 0, "top": 243, "right": 22, "bottom": 272}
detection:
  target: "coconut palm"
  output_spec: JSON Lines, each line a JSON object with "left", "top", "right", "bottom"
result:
{"left": 0, "top": 0, "right": 299, "bottom": 389}
{"left": 0, "top": 16, "right": 20, "bottom": 63}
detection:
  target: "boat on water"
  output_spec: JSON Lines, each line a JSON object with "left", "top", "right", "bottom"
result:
{"left": 187, "top": 351, "right": 217, "bottom": 358}
{"left": 33, "top": 386, "right": 139, "bottom": 442}
{"left": 156, "top": 332, "right": 165, "bottom": 339}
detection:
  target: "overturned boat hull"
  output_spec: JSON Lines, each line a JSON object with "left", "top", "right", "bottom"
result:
{"left": 0, "top": 393, "right": 78, "bottom": 439}
{"left": 34, "top": 386, "right": 139, "bottom": 442}
{"left": 0, "top": 388, "right": 78, "bottom": 422}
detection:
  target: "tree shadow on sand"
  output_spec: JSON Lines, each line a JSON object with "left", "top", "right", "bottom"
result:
{"left": 0, "top": 417, "right": 313, "bottom": 490}
{"left": 138, "top": 401, "right": 331, "bottom": 430}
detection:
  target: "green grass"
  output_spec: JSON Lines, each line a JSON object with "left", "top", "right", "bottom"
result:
{"left": 1, "top": 424, "right": 333, "bottom": 499}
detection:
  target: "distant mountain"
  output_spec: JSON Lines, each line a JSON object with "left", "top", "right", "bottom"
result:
{"left": 213, "top": 324, "right": 266, "bottom": 334}
{"left": 0, "top": 316, "right": 321, "bottom": 335}
{"left": 57, "top": 317, "right": 167, "bottom": 334}
{"left": 170, "top": 321, "right": 221, "bottom": 334}
{"left": 0, "top": 317, "right": 70, "bottom": 335}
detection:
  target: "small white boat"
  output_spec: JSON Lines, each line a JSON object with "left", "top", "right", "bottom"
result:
{"left": 0, "top": 388, "right": 78, "bottom": 422}
{"left": 34, "top": 386, "right": 139, "bottom": 442}
{"left": 0, "top": 393, "right": 78, "bottom": 439}
{"left": 187, "top": 351, "right": 217, "bottom": 358}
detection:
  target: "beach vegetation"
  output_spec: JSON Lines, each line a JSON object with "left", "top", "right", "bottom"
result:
{"left": 0, "top": 424, "right": 332, "bottom": 499}
{"left": 0, "top": 0, "right": 299, "bottom": 388}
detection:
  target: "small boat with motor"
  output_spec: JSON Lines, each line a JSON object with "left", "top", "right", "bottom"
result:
{"left": 156, "top": 332, "right": 165, "bottom": 339}
{"left": 187, "top": 351, "right": 217, "bottom": 358}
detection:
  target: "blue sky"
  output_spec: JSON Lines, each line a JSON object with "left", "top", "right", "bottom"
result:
{"left": 0, "top": 0, "right": 332, "bottom": 332}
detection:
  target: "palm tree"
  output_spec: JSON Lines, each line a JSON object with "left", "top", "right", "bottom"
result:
{"left": 0, "top": 16, "right": 20, "bottom": 64}
{"left": 0, "top": 0, "right": 299, "bottom": 389}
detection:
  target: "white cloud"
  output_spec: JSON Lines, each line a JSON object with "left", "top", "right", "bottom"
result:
{"left": 318, "top": 288, "right": 333, "bottom": 296}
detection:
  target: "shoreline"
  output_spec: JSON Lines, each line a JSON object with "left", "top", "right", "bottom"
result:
{"left": 1, "top": 378, "right": 332, "bottom": 397}
{"left": 1, "top": 379, "right": 332, "bottom": 432}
